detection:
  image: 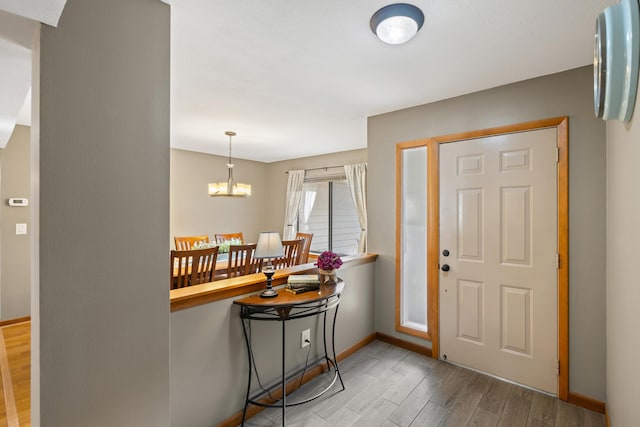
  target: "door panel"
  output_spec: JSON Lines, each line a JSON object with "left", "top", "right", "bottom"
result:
{"left": 457, "top": 279, "right": 484, "bottom": 344}
{"left": 501, "top": 186, "right": 531, "bottom": 265}
{"left": 458, "top": 189, "right": 484, "bottom": 261}
{"left": 439, "top": 128, "right": 558, "bottom": 394}
{"left": 501, "top": 285, "right": 532, "bottom": 356}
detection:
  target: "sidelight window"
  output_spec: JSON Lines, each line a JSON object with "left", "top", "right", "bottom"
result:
{"left": 396, "top": 141, "right": 430, "bottom": 339}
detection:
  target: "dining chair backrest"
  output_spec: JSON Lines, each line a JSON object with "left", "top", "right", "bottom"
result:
{"left": 294, "top": 232, "right": 313, "bottom": 264}
{"left": 174, "top": 234, "right": 210, "bottom": 250}
{"left": 215, "top": 232, "right": 244, "bottom": 244}
{"left": 272, "top": 239, "right": 303, "bottom": 269}
{"left": 170, "top": 247, "right": 219, "bottom": 290}
{"left": 226, "top": 243, "right": 258, "bottom": 278}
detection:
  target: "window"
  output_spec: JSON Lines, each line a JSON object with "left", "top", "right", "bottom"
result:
{"left": 298, "top": 180, "right": 361, "bottom": 256}
{"left": 396, "top": 141, "right": 430, "bottom": 339}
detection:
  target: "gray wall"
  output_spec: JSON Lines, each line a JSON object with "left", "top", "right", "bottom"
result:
{"left": 0, "top": 125, "right": 30, "bottom": 319}
{"left": 171, "top": 260, "right": 375, "bottom": 426}
{"left": 170, "top": 148, "right": 271, "bottom": 246}
{"left": 367, "top": 66, "right": 606, "bottom": 400}
{"left": 38, "top": 0, "right": 171, "bottom": 425}
{"left": 605, "top": 81, "right": 640, "bottom": 425}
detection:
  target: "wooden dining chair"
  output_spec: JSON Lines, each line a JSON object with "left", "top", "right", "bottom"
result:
{"left": 226, "top": 243, "right": 258, "bottom": 278}
{"left": 272, "top": 239, "right": 303, "bottom": 269}
{"left": 170, "top": 247, "right": 219, "bottom": 289}
{"left": 174, "top": 234, "right": 210, "bottom": 250}
{"left": 295, "top": 232, "right": 313, "bottom": 264}
{"left": 214, "top": 232, "right": 244, "bottom": 244}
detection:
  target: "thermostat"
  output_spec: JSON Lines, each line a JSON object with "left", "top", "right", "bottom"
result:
{"left": 8, "top": 198, "right": 28, "bottom": 207}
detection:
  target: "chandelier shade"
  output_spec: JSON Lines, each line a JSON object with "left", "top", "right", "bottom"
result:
{"left": 208, "top": 131, "right": 252, "bottom": 197}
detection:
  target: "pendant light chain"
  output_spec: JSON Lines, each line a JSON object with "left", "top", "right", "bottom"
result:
{"left": 227, "top": 131, "right": 234, "bottom": 169}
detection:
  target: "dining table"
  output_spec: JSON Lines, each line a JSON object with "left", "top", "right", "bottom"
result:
{"left": 172, "top": 252, "right": 230, "bottom": 278}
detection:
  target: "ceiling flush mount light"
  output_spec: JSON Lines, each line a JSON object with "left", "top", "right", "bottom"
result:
{"left": 208, "top": 131, "right": 252, "bottom": 197}
{"left": 370, "top": 3, "right": 425, "bottom": 45}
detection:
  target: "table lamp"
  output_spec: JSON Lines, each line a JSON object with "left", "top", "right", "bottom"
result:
{"left": 254, "top": 232, "right": 284, "bottom": 298}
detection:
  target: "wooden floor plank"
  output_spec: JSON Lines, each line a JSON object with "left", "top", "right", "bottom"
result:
{"left": 243, "top": 340, "right": 605, "bottom": 427}
{"left": 528, "top": 392, "right": 557, "bottom": 425}
{"left": 439, "top": 385, "right": 483, "bottom": 427}
{"left": 352, "top": 397, "right": 398, "bottom": 427}
{"left": 0, "top": 352, "right": 7, "bottom": 427}
{"left": 497, "top": 386, "right": 534, "bottom": 427}
{"left": 383, "top": 365, "right": 428, "bottom": 405}
{"left": 409, "top": 401, "right": 447, "bottom": 427}
{"left": 583, "top": 407, "right": 606, "bottom": 427}
{"left": 429, "top": 365, "right": 475, "bottom": 408}
{"left": 465, "top": 370, "right": 493, "bottom": 396}
{"left": 0, "top": 324, "right": 605, "bottom": 427}
{"left": 468, "top": 407, "right": 499, "bottom": 427}
{"left": 0, "top": 328, "right": 19, "bottom": 427}
{"left": 556, "top": 400, "right": 585, "bottom": 426}
{"left": 3, "top": 323, "right": 30, "bottom": 427}
{"left": 386, "top": 376, "right": 438, "bottom": 427}
{"left": 525, "top": 418, "right": 554, "bottom": 427}
{"left": 478, "top": 378, "right": 513, "bottom": 415}
{"left": 0, "top": 321, "right": 30, "bottom": 427}
{"left": 345, "top": 374, "right": 392, "bottom": 414}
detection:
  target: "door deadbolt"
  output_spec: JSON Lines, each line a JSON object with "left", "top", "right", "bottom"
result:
{"left": 442, "top": 249, "right": 450, "bottom": 257}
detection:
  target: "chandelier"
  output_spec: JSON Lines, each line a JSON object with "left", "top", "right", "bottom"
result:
{"left": 208, "top": 131, "right": 252, "bottom": 197}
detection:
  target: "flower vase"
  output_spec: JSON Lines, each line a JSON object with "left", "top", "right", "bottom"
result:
{"left": 318, "top": 268, "right": 337, "bottom": 285}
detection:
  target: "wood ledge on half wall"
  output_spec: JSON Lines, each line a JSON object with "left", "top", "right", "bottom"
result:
{"left": 170, "top": 253, "right": 378, "bottom": 312}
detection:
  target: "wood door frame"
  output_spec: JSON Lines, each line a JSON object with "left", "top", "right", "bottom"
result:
{"left": 429, "top": 117, "right": 569, "bottom": 400}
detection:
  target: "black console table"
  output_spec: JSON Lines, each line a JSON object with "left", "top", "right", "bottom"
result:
{"left": 233, "top": 280, "right": 345, "bottom": 426}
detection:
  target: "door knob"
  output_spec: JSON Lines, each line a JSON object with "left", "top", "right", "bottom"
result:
{"left": 441, "top": 264, "right": 450, "bottom": 272}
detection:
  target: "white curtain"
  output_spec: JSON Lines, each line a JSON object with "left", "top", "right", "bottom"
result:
{"left": 282, "top": 170, "right": 305, "bottom": 240}
{"left": 344, "top": 163, "right": 367, "bottom": 253}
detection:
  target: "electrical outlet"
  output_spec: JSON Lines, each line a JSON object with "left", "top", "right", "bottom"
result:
{"left": 301, "top": 329, "right": 310, "bottom": 348}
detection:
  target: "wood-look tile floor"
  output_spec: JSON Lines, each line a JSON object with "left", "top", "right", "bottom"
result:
{"left": 242, "top": 340, "right": 604, "bottom": 427}
{"left": 0, "top": 320, "right": 30, "bottom": 427}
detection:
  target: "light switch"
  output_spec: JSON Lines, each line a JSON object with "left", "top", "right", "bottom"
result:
{"left": 16, "top": 223, "right": 27, "bottom": 235}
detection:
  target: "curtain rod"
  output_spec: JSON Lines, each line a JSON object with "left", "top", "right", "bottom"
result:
{"left": 285, "top": 165, "right": 344, "bottom": 174}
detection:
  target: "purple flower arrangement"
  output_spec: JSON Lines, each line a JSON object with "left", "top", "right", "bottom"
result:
{"left": 315, "top": 251, "right": 343, "bottom": 271}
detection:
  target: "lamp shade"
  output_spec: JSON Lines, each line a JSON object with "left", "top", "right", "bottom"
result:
{"left": 254, "top": 232, "right": 284, "bottom": 259}
{"left": 370, "top": 3, "right": 425, "bottom": 45}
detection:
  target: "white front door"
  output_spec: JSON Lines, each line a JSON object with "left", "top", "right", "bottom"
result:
{"left": 439, "top": 128, "right": 558, "bottom": 394}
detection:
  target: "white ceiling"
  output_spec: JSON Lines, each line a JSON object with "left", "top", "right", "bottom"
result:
{"left": 0, "top": 0, "right": 65, "bottom": 149}
{"left": 0, "top": 10, "right": 37, "bottom": 148}
{"left": 0, "top": 0, "right": 66, "bottom": 26}
{"left": 170, "top": 0, "right": 616, "bottom": 162}
{"left": 0, "top": 0, "right": 617, "bottom": 161}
